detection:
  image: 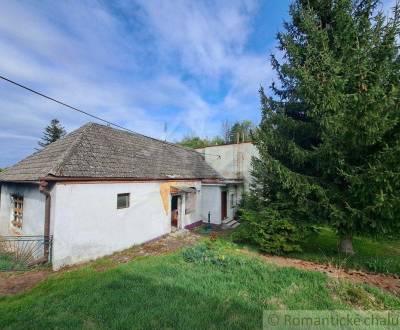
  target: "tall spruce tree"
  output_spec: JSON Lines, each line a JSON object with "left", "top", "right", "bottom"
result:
{"left": 38, "top": 119, "right": 67, "bottom": 148}
{"left": 253, "top": 0, "right": 399, "bottom": 254}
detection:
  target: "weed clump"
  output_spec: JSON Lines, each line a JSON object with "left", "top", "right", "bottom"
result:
{"left": 182, "top": 239, "right": 246, "bottom": 268}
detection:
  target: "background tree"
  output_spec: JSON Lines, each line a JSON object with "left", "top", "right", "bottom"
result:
{"left": 178, "top": 119, "right": 254, "bottom": 148}
{"left": 229, "top": 120, "right": 254, "bottom": 143}
{"left": 229, "top": 122, "right": 243, "bottom": 143}
{"left": 38, "top": 119, "right": 67, "bottom": 148}
{"left": 209, "top": 136, "right": 225, "bottom": 146}
{"left": 178, "top": 135, "right": 226, "bottom": 149}
{"left": 178, "top": 136, "right": 210, "bottom": 149}
{"left": 250, "top": 0, "right": 399, "bottom": 254}
{"left": 221, "top": 120, "right": 232, "bottom": 143}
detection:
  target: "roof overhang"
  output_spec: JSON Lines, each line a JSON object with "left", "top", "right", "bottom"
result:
{"left": 170, "top": 186, "right": 197, "bottom": 195}
{"left": 0, "top": 180, "right": 40, "bottom": 185}
{"left": 40, "top": 175, "right": 222, "bottom": 184}
{"left": 222, "top": 178, "right": 244, "bottom": 184}
{"left": 201, "top": 178, "right": 243, "bottom": 185}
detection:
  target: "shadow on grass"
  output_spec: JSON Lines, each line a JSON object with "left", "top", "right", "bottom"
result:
{"left": 0, "top": 250, "right": 400, "bottom": 329}
{"left": 0, "top": 265, "right": 258, "bottom": 328}
{"left": 0, "top": 252, "right": 352, "bottom": 329}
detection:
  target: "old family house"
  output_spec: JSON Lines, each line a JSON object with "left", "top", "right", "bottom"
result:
{"left": 0, "top": 123, "right": 257, "bottom": 269}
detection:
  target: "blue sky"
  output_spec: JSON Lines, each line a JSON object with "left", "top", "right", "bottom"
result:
{"left": 0, "top": 0, "right": 396, "bottom": 167}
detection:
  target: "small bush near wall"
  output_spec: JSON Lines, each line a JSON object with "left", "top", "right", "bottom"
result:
{"left": 0, "top": 252, "right": 25, "bottom": 271}
{"left": 232, "top": 195, "right": 308, "bottom": 254}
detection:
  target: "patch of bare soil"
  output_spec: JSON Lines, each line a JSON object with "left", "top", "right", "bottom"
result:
{"left": 106, "top": 230, "right": 201, "bottom": 267}
{"left": 257, "top": 253, "right": 400, "bottom": 296}
{"left": 0, "top": 231, "right": 202, "bottom": 296}
{"left": 0, "top": 270, "right": 51, "bottom": 297}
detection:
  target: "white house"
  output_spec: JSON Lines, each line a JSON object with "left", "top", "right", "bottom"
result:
{"left": 196, "top": 143, "right": 258, "bottom": 226}
{"left": 0, "top": 123, "right": 253, "bottom": 270}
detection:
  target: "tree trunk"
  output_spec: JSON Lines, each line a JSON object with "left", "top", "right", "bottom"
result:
{"left": 339, "top": 236, "right": 355, "bottom": 255}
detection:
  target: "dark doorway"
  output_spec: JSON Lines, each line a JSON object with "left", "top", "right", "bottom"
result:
{"left": 221, "top": 191, "right": 227, "bottom": 220}
{"left": 171, "top": 195, "right": 179, "bottom": 228}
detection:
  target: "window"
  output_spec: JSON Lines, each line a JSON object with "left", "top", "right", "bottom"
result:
{"left": 230, "top": 193, "right": 236, "bottom": 208}
{"left": 11, "top": 195, "right": 23, "bottom": 229}
{"left": 117, "top": 193, "right": 130, "bottom": 209}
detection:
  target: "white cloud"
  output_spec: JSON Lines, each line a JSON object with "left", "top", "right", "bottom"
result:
{"left": 135, "top": 0, "right": 254, "bottom": 76}
{"left": 0, "top": 0, "right": 274, "bottom": 167}
{"left": 134, "top": 0, "right": 275, "bottom": 127}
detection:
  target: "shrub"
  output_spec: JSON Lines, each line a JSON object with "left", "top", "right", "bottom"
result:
{"left": 233, "top": 209, "right": 302, "bottom": 254}
{"left": 232, "top": 195, "right": 306, "bottom": 254}
{"left": 182, "top": 239, "right": 241, "bottom": 268}
{"left": 182, "top": 243, "right": 229, "bottom": 267}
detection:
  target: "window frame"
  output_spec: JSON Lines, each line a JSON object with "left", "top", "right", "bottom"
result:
{"left": 11, "top": 194, "right": 24, "bottom": 229}
{"left": 117, "top": 193, "right": 130, "bottom": 209}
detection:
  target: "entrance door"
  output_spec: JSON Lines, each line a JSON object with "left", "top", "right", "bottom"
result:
{"left": 221, "top": 191, "right": 227, "bottom": 220}
{"left": 171, "top": 195, "right": 179, "bottom": 228}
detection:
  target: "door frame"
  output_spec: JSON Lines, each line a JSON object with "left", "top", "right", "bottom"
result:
{"left": 221, "top": 190, "right": 228, "bottom": 221}
{"left": 171, "top": 194, "right": 183, "bottom": 229}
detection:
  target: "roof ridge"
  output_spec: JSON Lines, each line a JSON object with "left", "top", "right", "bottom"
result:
{"left": 48, "top": 123, "right": 93, "bottom": 176}
{"left": 90, "top": 122, "right": 204, "bottom": 157}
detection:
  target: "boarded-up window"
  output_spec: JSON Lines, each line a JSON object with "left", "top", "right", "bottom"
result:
{"left": 117, "top": 193, "right": 130, "bottom": 209}
{"left": 185, "top": 191, "right": 196, "bottom": 214}
{"left": 11, "top": 195, "right": 23, "bottom": 229}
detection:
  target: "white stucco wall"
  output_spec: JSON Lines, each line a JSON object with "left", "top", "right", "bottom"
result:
{"left": 201, "top": 184, "right": 241, "bottom": 225}
{"left": 196, "top": 143, "right": 258, "bottom": 190}
{"left": 179, "top": 182, "right": 203, "bottom": 228}
{"left": 51, "top": 180, "right": 202, "bottom": 270}
{"left": 0, "top": 183, "right": 45, "bottom": 236}
{"left": 201, "top": 185, "right": 222, "bottom": 224}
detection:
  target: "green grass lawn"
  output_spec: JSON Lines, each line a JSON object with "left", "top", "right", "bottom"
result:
{"left": 0, "top": 241, "right": 399, "bottom": 329}
{"left": 290, "top": 227, "right": 400, "bottom": 275}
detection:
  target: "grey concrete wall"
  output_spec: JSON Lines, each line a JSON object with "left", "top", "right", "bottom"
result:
{"left": 0, "top": 182, "right": 45, "bottom": 236}
{"left": 196, "top": 143, "right": 258, "bottom": 191}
